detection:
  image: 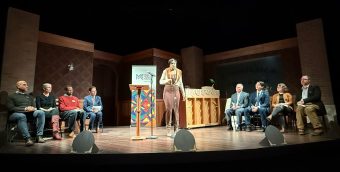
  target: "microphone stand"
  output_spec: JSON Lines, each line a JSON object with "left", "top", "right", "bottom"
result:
{"left": 146, "top": 73, "right": 158, "bottom": 139}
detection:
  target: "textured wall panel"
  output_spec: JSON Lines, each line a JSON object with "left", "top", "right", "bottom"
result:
{"left": 34, "top": 42, "right": 93, "bottom": 98}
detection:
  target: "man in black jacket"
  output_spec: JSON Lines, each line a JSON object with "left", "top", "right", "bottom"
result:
{"left": 296, "top": 75, "right": 326, "bottom": 136}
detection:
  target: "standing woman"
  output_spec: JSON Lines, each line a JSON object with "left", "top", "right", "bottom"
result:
{"left": 36, "top": 83, "right": 62, "bottom": 140}
{"left": 159, "top": 58, "right": 186, "bottom": 137}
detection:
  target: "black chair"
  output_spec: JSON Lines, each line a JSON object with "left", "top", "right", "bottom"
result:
{"left": 59, "top": 118, "right": 81, "bottom": 137}
{"left": 6, "top": 116, "right": 36, "bottom": 142}
{"left": 6, "top": 120, "right": 18, "bottom": 143}
{"left": 317, "top": 110, "right": 328, "bottom": 131}
{"left": 84, "top": 112, "right": 104, "bottom": 133}
{"left": 96, "top": 118, "right": 104, "bottom": 133}
{"left": 250, "top": 113, "right": 262, "bottom": 130}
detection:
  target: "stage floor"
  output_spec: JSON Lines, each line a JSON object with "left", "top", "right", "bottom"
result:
{"left": 1, "top": 125, "right": 340, "bottom": 154}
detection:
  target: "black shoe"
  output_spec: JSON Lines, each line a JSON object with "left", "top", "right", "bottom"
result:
{"left": 262, "top": 127, "right": 266, "bottom": 132}
{"left": 36, "top": 136, "right": 45, "bottom": 143}
{"left": 311, "top": 129, "right": 323, "bottom": 136}
{"left": 226, "top": 125, "right": 233, "bottom": 130}
{"left": 298, "top": 129, "right": 305, "bottom": 135}
{"left": 236, "top": 127, "right": 241, "bottom": 131}
{"left": 246, "top": 126, "right": 251, "bottom": 132}
{"left": 25, "top": 138, "right": 34, "bottom": 146}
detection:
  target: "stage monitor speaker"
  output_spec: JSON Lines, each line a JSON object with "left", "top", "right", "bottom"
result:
{"left": 71, "top": 130, "right": 98, "bottom": 153}
{"left": 264, "top": 125, "right": 286, "bottom": 146}
{"left": 173, "top": 129, "right": 196, "bottom": 152}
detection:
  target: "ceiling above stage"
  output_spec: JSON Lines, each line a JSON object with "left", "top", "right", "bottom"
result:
{"left": 5, "top": 0, "right": 338, "bottom": 56}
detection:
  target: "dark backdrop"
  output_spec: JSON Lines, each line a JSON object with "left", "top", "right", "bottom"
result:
{"left": 216, "top": 55, "right": 284, "bottom": 97}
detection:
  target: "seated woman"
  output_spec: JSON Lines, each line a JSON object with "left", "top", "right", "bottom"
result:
{"left": 266, "top": 83, "right": 293, "bottom": 133}
{"left": 36, "top": 83, "right": 62, "bottom": 140}
{"left": 83, "top": 86, "right": 103, "bottom": 132}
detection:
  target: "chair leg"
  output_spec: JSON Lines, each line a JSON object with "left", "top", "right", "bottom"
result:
{"left": 100, "top": 121, "right": 104, "bottom": 133}
{"left": 322, "top": 116, "right": 327, "bottom": 132}
{"left": 96, "top": 120, "right": 104, "bottom": 133}
{"left": 85, "top": 118, "right": 90, "bottom": 130}
{"left": 59, "top": 119, "right": 63, "bottom": 137}
{"left": 6, "top": 122, "right": 18, "bottom": 143}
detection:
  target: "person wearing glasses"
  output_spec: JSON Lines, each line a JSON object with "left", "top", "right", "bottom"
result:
{"left": 266, "top": 83, "right": 293, "bottom": 133}
{"left": 296, "top": 75, "right": 325, "bottom": 135}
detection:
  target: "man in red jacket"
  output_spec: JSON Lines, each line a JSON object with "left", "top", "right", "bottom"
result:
{"left": 59, "top": 85, "right": 86, "bottom": 138}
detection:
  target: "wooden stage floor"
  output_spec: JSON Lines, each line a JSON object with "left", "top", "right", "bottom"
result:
{"left": 1, "top": 125, "right": 340, "bottom": 167}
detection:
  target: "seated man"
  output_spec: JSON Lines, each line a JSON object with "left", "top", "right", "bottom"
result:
{"left": 225, "top": 83, "right": 249, "bottom": 131}
{"left": 7, "top": 80, "right": 46, "bottom": 146}
{"left": 295, "top": 75, "right": 325, "bottom": 136}
{"left": 59, "top": 85, "right": 86, "bottom": 138}
{"left": 244, "top": 81, "right": 270, "bottom": 132}
{"left": 83, "top": 86, "right": 103, "bottom": 132}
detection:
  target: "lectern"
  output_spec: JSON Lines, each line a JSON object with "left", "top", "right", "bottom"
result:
{"left": 129, "top": 84, "right": 149, "bottom": 140}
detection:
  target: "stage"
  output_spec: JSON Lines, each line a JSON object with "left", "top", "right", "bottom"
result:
{"left": 1, "top": 125, "right": 340, "bottom": 167}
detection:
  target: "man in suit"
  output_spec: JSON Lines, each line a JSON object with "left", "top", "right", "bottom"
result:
{"left": 225, "top": 83, "right": 249, "bottom": 131}
{"left": 244, "top": 81, "right": 270, "bottom": 132}
{"left": 296, "top": 75, "right": 325, "bottom": 135}
{"left": 83, "top": 86, "right": 103, "bottom": 133}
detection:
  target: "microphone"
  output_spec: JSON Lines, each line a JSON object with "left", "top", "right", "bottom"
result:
{"left": 147, "top": 71, "right": 155, "bottom": 77}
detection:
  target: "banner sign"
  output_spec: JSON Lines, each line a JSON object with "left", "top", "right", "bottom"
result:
{"left": 131, "top": 65, "right": 157, "bottom": 127}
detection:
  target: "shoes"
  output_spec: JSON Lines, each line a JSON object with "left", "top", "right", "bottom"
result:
{"left": 53, "top": 132, "right": 62, "bottom": 140}
{"left": 266, "top": 115, "right": 272, "bottom": 121}
{"left": 280, "top": 128, "right": 286, "bottom": 133}
{"left": 96, "top": 127, "right": 100, "bottom": 133}
{"left": 25, "top": 138, "right": 34, "bottom": 146}
{"left": 68, "top": 131, "right": 76, "bottom": 138}
{"left": 262, "top": 127, "right": 266, "bottom": 132}
{"left": 226, "top": 125, "right": 233, "bottom": 130}
{"left": 246, "top": 126, "right": 251, "bottom": 132}
{"left": 236, "top": 127, "right": 241, "bottom": 131}
{"left": 171, "top": 131, "right": 177, "bottom": 138}
{"left": 311, "top": 129, "right": 323, "bottom": 136}
{"left": 298, "top": 129, "right": 305, "bottom": 135}
{"left": 174, "top": 127, "right": 179, "bottom": 132}
{"left": 36, "top": 136, "right": 45, "bottom": 143}
{"left": 166, "top": 128, "right": 172, "bottom": 137}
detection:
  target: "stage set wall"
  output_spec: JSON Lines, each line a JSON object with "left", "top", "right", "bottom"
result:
{"left": 204, "top": 19, "right": 336, "bottom": 126}
{"left": 0, "top": 8, "right": 337, "bottom": 128}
